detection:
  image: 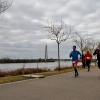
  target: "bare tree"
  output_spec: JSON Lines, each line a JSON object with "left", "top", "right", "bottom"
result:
{"left": 89, "top": 38, "right": 100, "bottom": 65}
{"left": 89, "top": 38, "right": 99, "bottom": 51}
{"left": 83, "top": 46, "right": 93, "bottom": 54}
{"left": 44, "top": 19, "right": 73, "bottom": 72}
{"left": 0, "top": 0, "right": 13, "bottom": 20}
{"left": 72, "top": 31, "right": 91, "bottom": 55}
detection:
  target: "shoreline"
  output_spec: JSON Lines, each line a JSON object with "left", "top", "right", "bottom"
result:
{"left": 0, "top": 65, "right": 97, "bottom": 84}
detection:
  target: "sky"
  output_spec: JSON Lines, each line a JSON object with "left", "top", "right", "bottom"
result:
{"left": 0, "top": 0, "right": 100, "bottom": 59}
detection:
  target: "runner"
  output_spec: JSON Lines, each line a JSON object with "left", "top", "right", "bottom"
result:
{"left": 69, "top": 46, "right": 82, "bottom": 77}
{"left": 93, "top": 44, "right": 100, "bottom": 69}
{"left": 82, "top": 54, "right": 86, "bottom": 68}
{"left": 85, "top": 51, "right": 92, "bottom": 71}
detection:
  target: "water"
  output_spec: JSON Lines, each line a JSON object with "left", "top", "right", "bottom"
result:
{"left": 0, "top": 61, "right": 83, "bottom": 71}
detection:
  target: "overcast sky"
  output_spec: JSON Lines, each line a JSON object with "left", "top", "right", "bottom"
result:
{"left": 0, "top": 0, "right": 100, "bottom": 59}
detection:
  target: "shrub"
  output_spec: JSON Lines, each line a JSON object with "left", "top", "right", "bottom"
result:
{"left": 0, "top": 67, "right": 50, "bottom": 77}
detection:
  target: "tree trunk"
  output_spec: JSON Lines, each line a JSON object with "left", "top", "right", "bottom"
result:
{"left": 58, "top": 43, "right": 60, "bottom": 72}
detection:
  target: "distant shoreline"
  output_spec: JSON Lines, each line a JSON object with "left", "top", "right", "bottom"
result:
{"left": 0, "top": 59, "right": 72, "bottom": 63}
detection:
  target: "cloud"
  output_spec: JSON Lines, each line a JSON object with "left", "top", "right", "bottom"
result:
{"left": 0, "top": 0, "right": 100, "bottom": 59}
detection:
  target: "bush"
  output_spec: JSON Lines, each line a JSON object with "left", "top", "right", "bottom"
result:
{"left": 0, "top": 67, "right": 50, "bottom": 77}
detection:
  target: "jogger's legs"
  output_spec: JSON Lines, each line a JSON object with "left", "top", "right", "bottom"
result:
{"left": 98, "top": 60, "right": 100, "bottom": 69}
{"left": 88, "top": 65, "right": 90, "bottom": 71}
{"left": 82, "top": 62, "right": 85, "bottom": 68}
{"left": 74, "top": 64, "right": 79, "bottom": 77}
{"left": 86, "top": 60, "right": 90, "bottom": 71}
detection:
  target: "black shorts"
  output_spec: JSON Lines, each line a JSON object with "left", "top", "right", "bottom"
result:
{"left": 86, "top": 60, "right": 91, "bottom": 66}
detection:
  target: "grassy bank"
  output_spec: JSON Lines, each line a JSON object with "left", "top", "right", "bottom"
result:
{"left": 0, "top": 75, "right": 29, "bottom": 84}
{"left": 0, "top": 65, "right": 97, "bottom": 84}
{"left": 35, "top": 65, "right": 97, "bottom": 76}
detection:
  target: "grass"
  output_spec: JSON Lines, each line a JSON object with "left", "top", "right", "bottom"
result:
{"left": 35, "top": 65, "right": 97, "bottom": 76}
{"left": 0, "top": 65, "right": 97, "bottom": 84}
{"left": 0, "top": 75, "right": 30, "bottom": 84}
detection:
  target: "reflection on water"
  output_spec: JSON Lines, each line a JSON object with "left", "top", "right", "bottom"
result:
{"left": 0, "top": 61, "right": 94, "bottom": 71}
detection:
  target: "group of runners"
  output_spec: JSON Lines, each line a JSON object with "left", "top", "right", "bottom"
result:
{"left": 69, "top": 44, "right": 100, "bottom": 77}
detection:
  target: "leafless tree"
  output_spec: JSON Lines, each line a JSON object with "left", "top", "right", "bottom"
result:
{"left": 44, "top": 19, "right": 74, "bottom": 72}
{"left": 72, "top": 31, "right": 91, "bottom": 55}
{"left": 89, "top": 38, "right": 100, "bottom": 65}
{"left": 0, "top": 0, "right": 13, "bottom": 20}
{"left": 83, "top": 46, "right": 93, "bottom": 54}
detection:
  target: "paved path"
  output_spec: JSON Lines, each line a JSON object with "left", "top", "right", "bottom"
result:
{"left": 0, "top": 67, "right": 100, "bottom": 100}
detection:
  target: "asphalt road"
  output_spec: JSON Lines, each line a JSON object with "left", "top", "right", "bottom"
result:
{"left": 0, "top": 67, "right": 100, "bottom": 100}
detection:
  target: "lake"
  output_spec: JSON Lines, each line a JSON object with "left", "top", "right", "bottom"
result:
{"left": 0, "top": 61, "right": 82, "bottom": 71}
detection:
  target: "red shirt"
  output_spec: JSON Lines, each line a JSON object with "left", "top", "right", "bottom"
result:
{"left": 85, "top": 53, "right": 92, "bottom": 60}
{"left": 82, "top": 57, "right": 86, "bottom": 62}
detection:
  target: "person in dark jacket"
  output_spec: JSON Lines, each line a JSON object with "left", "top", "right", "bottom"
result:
{"left": 82, "top": 54, "right": 86, "bottom": 68}
{"left": 93, "top": 44, "right": 100, "bottom": 69}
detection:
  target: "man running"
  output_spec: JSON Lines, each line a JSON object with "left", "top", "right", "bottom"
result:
{"left": 93, "top": 44, "right": 100, "bottom": 69}
{"left": 69, "top": 46, "right": 82, "bottom": 77}
{"left": 85, "top": 51, "right": 92, "bottom": 71}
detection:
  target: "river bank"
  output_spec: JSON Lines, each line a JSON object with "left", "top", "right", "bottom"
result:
{"left": 0, "top": 61, "right": 82, "bottom": 71}
{"left": 0, "top": 65, "right": 97, "bottom": 84}
{"left": 0, "top": 61, "right": 96, "bottom": 72}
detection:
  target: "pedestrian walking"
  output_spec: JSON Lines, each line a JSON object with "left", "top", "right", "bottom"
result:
{"left": 82, "top": 54, "right": 86, "bottom": 68}
{"left": 93, "top": 44, "right": 100, "bottom": 69}
{"left": 85, "top": 51, "right": 92, "bottom": 71}
{"left": 69, "top": 46, "right": 82, "bottom": 77}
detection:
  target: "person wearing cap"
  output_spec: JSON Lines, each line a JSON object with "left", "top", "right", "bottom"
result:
{"left": 69, "top": 46, "right": 82, "bottom": 77}
{"left": 85, "top": 51, "right": 92, "bottom": 71}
